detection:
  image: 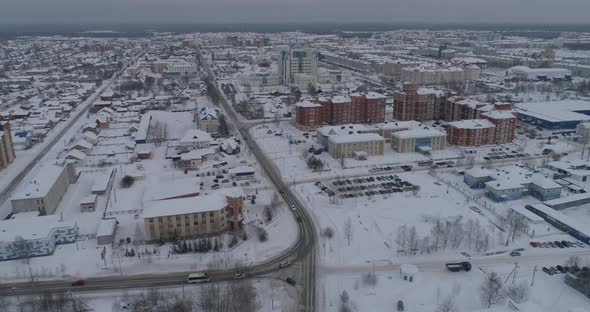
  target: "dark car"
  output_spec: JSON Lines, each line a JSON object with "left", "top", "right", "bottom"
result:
{"left": 555, "top": 241, "right": 565, "bottom": 248}
{"left": 71, "top": 279, "right": 86, "bottom": 287}
{"left": 556, "top": 265, "right": 566, "bottom": 273}
{"left": 285, "top": 277, "right": 296, "bottom": 286}
{"left": 542, "top": 267, "right": 554, "bottom": 275}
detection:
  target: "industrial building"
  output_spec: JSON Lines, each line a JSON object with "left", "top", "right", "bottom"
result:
{"left": 508, "top": 66, "right": 572, "bottom": 81}
{"left": 516, "top": 100, "right": 590, "bottom": 131}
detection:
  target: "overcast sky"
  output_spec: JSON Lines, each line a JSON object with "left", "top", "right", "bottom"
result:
{"left": 1, "top": 0, "right": 589, "bottom": 25}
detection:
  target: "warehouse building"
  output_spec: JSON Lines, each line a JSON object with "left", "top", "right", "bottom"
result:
{"left": 508, "top": 66, "right": 572, "bottom": 81}
{"left": 516, "top": 100, "right": 590, "bottom": 130}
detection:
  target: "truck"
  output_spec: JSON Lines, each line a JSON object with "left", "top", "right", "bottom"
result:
{"left": 445, "top": 261, "right": 472, "bottom": 272}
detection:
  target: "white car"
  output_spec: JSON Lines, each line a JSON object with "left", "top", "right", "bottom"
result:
{"left": 290, "top": 205, "right": 296, "bottom": 211}
{"left": 279, "top": 261, "right": 291, "bottom": 268}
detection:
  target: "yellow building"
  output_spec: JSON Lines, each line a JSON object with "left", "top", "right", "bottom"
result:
{"left": 327, "top": 133, "right": 385, "bottom": 159}
{"left": 143, "top": 191, "right": 243, "bottom": 242}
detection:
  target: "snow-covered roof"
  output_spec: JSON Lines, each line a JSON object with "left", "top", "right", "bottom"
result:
{"left": 365, "top": 92, "right": 386, "bottom": 100}
{"left": 180, "top": 148, "right": 215, "bottom": 161}
{"left": 465, "top": 167, "right": 493, "bottom": 178}
{"left": 331, "top": 95, "right": 351, "bottom": 104}
{"left": 91, "top": 168, "right": 114, "bottom": 193}
{"left": 66, "top": 149, "right": 86, "bottom": 160}
{"left": 295, "top": 100, "right": 321, "bottom": 108}
{"left": 96, "top": 218, "right": 116, "bottom": 238}
{"left": 481, "top": 110, "right": 516, "bottom": 120}
{"left": 143, "top": 192, "right": 227, "bottom": 219}
{"left": 80, "top": 194, "right": 97, "bottom": 205}
{"left": 144, "top": 176, "right": 201, "bottom": 201}
{"left": 393, "top": 128, "right": 446, "bottom": 139}
{"left": 12, "top": 164, "right": 68, "bottom": 200}
{"left": 329, "top": 133, "right": 385, "bottom": 144}
{"left": 179, "top": 129, "right": 213, "bottom": 144}
{"left": 0, "top": 214, "right": 76, "bottom": 242}
{"left": 448, "top": 119, "right": 495, "bottom": 129}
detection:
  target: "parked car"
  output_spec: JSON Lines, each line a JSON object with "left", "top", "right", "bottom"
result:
{"left": 542, "top": 267, "right": 554, "bottom": 275}
{"left": 510, "top": 251, "right": 521, "bottom": 257}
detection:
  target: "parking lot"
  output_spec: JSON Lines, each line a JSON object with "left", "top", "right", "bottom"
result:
{"left": 320, "top": 174, "right": 419, "bottom": 199}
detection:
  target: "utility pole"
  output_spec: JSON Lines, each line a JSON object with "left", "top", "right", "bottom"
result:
{"left": 531, "top": 265, "right": 538, "bottom": 287}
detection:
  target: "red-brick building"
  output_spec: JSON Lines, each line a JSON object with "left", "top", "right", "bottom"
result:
{"left": 295, "top": 93, "right": 386, "bottom": 130}
{"left": 393, "top": 83, "right": 446, "bottom": 121}
{"left": 447, "top": 119, "right": 496, "bottom": 146}
{"left": 482, "top": 111, "right": 517, "bottom": 144}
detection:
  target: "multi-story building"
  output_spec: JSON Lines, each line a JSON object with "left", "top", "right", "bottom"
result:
{"left": 11, "top": 163, "right": 77, "bottom": 215}
{"left": 178, "top": 129, "right": 213, "bottom": 152}
{"left": 143, "top": 190, "right": 244, "bottom": 242}
{"left": 481, "top": 111, "right": 517, "bottom": 144}
{"left": 393, "top": 83, "right": 446, "bottom": 121}
{"left": 0, "top": 122, "right": 16, "bottom": 169}
{"left": 197, "top": 107, "right": 220, "bottom": 134}
{"left": 239, "top": 69, "right": 282, "bottom": 88}
{"left": 0, "top": 213, "right": 77, "bottom": 261}
{"left": 294, "top": 93, "right": 386, "bottom": 130}
{"left": 279, "top": 48, "right": 318, "bottom": 85}
{"left": 295, "top": 100, "right": 324, "bottom": 130}
{"left": 447, "top": 119, "right": 496, "bottom": 146}
{"left": 391, "top": 129, "right": 447, "bottom": 153}
{"left": 331, "top": 95, "right": 353, "bottom": 125}
{"left": 328, "top": 133, "right": 385, "bottom": 159}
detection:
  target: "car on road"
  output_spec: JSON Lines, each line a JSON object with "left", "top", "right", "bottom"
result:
{"left": 510, "top": 251, "right": 521, "bottom": 256}
{"left": 290, "top": 205, "right": 296, "bottom": 211}
{"left": 71, "top": 279, "right": 86, "bottom": 287}
{"left": 296, "top": 216, "right": 303, "bottom": 223}
{"left": 542, "top": 267, "right": 554, "bottom": 275}
{"left": 233, "top": 273, "right": 246, "bottom": 279}
{"left": 285, "top": 277, "right": 296, "bottom": 286}
{"left": 279, "top": 261, "right": 291, "bottom": 268}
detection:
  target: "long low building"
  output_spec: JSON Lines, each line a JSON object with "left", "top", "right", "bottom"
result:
{"left": 508, "top": 66, "right": 572, "bottom": 81}
{"left": 143, "top": 189, "right": 244, "bottom": 242}
{"left": 327, "top": 133, "right": 385, "bottom": 159}
{"left": 516, "top": 100, "right": 590, "bottom": 131}
{"left": 0, "top": 213, "right": 77, "bottom": 261}
{"left": 11, "top": 163, "right": 77, "bottom": 215}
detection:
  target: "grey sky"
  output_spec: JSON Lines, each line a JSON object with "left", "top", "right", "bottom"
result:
{"left": 1, "top": 0, "right": 589, "bottom": 24}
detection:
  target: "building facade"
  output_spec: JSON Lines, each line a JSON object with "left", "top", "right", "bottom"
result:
{"left": 11, "top": 163, "right": 77, "bottom": 215}
{"left": 279, "top": 48, "right": 318, "bottom": 85}
{"left": 0, "top": 122, "right": 16, "bottom": 169}
{"left": 328, "top": 134, "right": 385, "bottom": 159}
{"left": 393, "top": 83, "right": 446, "bottom": 121}
{"left": 447, "top": 119, "right": 496, "bottom": 146}
{"left": 143, "top": 192, "right": 244, "bottom": 242}
{"left": 391, "top": 129, "right": 447, "bottom": 153}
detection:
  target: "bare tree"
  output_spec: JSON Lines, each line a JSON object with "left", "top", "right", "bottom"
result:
{"left": 480, "top": 271, "right": 505, "bottom": 308}
{"left": 505, "top": 210, "right": 527, "bottom": 246}
{"left": 396, "top": 224, "right": 408, "bottom": 254}
{"left": 13, "top": 235, "right": 34, "bottom": 282}
{"left": 436, "top": 294, "right": 458, "bottom": 312}
{"left": 566, "top": 255, "right": 581, "bottom": 268}
{"left": 506, "top": 281, "right": 530, "bottom": 304}
{"left": 343, "top": 217, "right": 353, "bottom": 247}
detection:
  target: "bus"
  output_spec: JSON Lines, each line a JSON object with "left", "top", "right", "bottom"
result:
{"left": 187, "top": 272, "right": 210, "bottom": 284}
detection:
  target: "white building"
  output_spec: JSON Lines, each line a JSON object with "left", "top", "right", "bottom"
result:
{"left": 240, "top": 69, "right": 282, "bottom": 88}
{"left": 178, "top": 129, "right": 213, "bottom": 152}
{"left": 508, "top": 66, "right": 572, "bottom": 81}
{"left": 279, "top": 48, "right": 318, "bottom": 86}
{"left": 11, "top": 163, "right": 77, "bottom": 215}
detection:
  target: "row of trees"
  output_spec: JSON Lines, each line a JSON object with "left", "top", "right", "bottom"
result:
{"left": 171, "top": 238, "right": 224, "bottom": 254}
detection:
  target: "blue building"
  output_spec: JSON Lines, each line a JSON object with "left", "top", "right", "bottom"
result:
{"left": 0, "top": 214, "right": 77, "bottom": 261}
{"left": 464, "top": 167, "right": 494, "bottom": 189}
{"left": 484, "top": 173, "right": 562, "bottom": 202}
{"left": 516, "top": 100, "right": 590, "bottom": 131}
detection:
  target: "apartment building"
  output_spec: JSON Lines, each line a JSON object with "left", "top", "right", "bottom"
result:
{"left": 481, "top": 111, "right": 517, "bottom": 144}
{"left": 0, "top": 122, "right": 16, "bottom": 169}
{"left": 294, "top": 93, "right": 386, "bottom": 130}
{"left": 447, "top": 119, "right": 496, "bottom": 146}
{"left": 393, "top": 83, "right": 446, "bottom": 121}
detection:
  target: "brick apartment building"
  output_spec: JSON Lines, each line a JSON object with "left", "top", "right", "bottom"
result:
{"left": 393, "top": 83, "right": 446, "bottom": 121}
{"left": 295, "top": 92, "right": 386, "bottom": 130}
{"left": 482, "top": 110, "right": 517, "bottom": 144}
{"left": 447, "top": 119, "right": 496, "bottom": 146}
{"left": 0, "top": 122, "right": 16, "bottom": 169}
